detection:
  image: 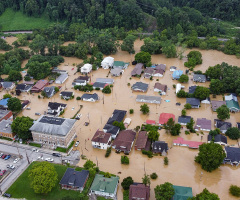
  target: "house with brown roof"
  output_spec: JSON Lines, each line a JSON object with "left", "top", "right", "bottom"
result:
{"left": 112, "top": 130, "right": 136, "bottom": 154}
{"left": 153, "top": 69, "right": 164, "bottom": 77}
{"left": 131, "top": 63, "right": 144, "bottom": 77}
{"left": 129, "top": 183, "right": 150, "bottom": 200}
{"left": 194, "top": 118, "right": 211, "bottom": 132}
{"left": 155, "top": 64, "right": 166, "bottom": 72}
{"left": 154, "top": 83, "right": 167, "bottom": 95}
{"left": 135, "top": 131, "right": 148, "bottom": 150}
{"left": 91, "top": 130, "right": 112, "bottom": 150}
{"left": 30, "top": 80, "right": 49, "bottom": 93}
{"left": 211, "top": 100, "right": 226, "bottom": 112}
{"left": 143, "top": 68, "right": 154, "bottom": 78}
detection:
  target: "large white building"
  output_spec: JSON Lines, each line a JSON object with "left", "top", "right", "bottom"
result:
{"left": 81, "top": 64, "right": 92, "bottom": 74}
{"left": 101, "top": 57, "right": 114, "bottom": 69}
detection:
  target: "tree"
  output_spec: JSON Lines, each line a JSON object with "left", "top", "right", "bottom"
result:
{"left": 181, "top": 109, "right": 186, "bottom": 116}
{"left": 161, "top": 41, "right": 177, "bottom": 58}
{"left": 154, "top": 182, "right": 175, "bottom": 200}
{"left": 178, "top": 74, "right": 189, "bottom": 83}
{"left": 191, "top": 188, "right": 220, "bottom": 200}
{"left": 112, "top": 121, "right": 125, "bottom": 130}
{"left": 184, "top": 51, "right": 202, "bottom": 69}
{"left": 193, "top": 86, "right": 210, "bottom": 100}
{"left": 29, "top": 162, "right": 57, "bottom": 194}
{"left": 177, "top": 90, "right": 188, "bottom": 98}
{"left": 140, "top": 104, "right": 149, "bottom": 115}
{"left": 195, "top": 143, "right": 226, "bottom": 172}
{"left": 216, "top": 105, "right": 230, "bottom": 120}
{"left": 186, "top": 118, "right": 195, "bottom": 132}
{"left": 29, "top": 34, "right": 46, "bottom": 55}
{"left": 96, "top": 33, "right": 118, "bottom": 55}
{"left": 3, "top": 94, "right": 12, "bottom": 99}
{"left": 170, "top": 124, "right": 181, "bottom": 136}
{"left": 148, "top": 130, "right": 160, "bottom": 142}
{"left": 121, "top": 34, "right": 136, "bottom": 54}
{"left": 83, "top": 160, "right": 96, "bottom": 170}
{"left": 140, "top": 37, "right": 161, "bottom": 55}
{"left": 229, "top": 185, "right": 240, "bottom": 197}
{"left": 7, "top": 70, "right": 22, "bottom": 81}
{"left": 225, "top": 127, "right": 240, "bottom": 140}
{"left": 121, "top": 176, "right": 134, "bottom": 190}
{"left": 142, "top": 174, "right": 150, "bottom": 186}
{"left": 163, "top": 118, "right": 175, "bottom": 133}
{"left": 184, "top": 103, "right": 192, "bottom": 109}
{"left": 121, "top": 156, "right": 129, "bottom": 165}
{"left": 209, "top": 129, "right": 220, "bottom": 137}
{"left": 27, "top": 61, "right": 51, "bottom": 80}
{"left": 11, "top": 116, "right": 34, "bottom": 140}
{"left": 102, "top": 86, "right": 111, "bottom": 94}
{"left": 209, "top": 79, "right": 224, "bottom": 95}
{"left": 7, "top": 97, "right": 22, "bottom": 112}
{"left": 135, "top": 51, "right": 151, "bottom": 65}
{"left": 24, "top": 76, "right": 31, "bottom": 81}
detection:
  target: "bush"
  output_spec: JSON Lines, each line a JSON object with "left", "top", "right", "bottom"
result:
{"left": 185, "top": 130, "right": 190, "bottom": 135}
{"left": 121, "top": 176, "right": 134, "bottom": 190}
{"left": 95, "top": 87, "right": 100, "bottom": 91}
{"left": 129, "top": 109, "right": 134, "bottom": 114}
{"left": 102, "top": 86, "right": 111, "bottom": 94}
{"left": 76, "top": 96, "right": 81, "bottom": 100}
{"left": 127, "top": 83, "right": 130, "bottom": 86}
{"left": 164, "top": 157, "right": 169, "bottom": 165}
{"left": 150, "top": 173, "right": 158, "bottom": 179}
{"left": 184, "top": 103, "right": 192, "bottom": 109}
{"left": 105, "top": 147, "right": 112, "bottom": 158}
{"left": 229, "top": 185, "right": 240, "bottom": 197}
{"left": 142, "top": 150, "right": 153, "bottom": 158}
{"left": 121, "top": 156, "right": 129, "bottom": 165}
{"left": 173, "top": 84, "right": 176, "bottom": 88}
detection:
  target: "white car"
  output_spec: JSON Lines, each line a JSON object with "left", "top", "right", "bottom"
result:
{"left": 45, "top": 158, "right": 54, "bottom": 162}
{"left": 37, "top": 156, "right": 43, "bottom": 160}
{"left": 32, "top": 148, "right": 39, "bottom": 152}
{"left": 9, "top": 165, "right": 15, "bottom": 169}
{"left": 13, "top": 158, "right": 20, "bottom": 163}
{"left": 75, "top": 141, "right": 80, "bottom": 147}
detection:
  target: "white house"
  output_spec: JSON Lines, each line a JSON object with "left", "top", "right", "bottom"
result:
{"left": 91, "top": 130, "right": 112, "bottom": 150}
{"left": 101, "top": 57, "right": 114, "bottom": 69}
{"left": 81, "top": 93, "right": 99, "bottom": 102}
{"left": 176, "top": 83, "right": 181, "bottom": 94}
{"left": 170, "top": 66, "right": 177, "bottom": 71}
{"left": 55, "top": 74, "right": 68, "bottom": 84}
{"left": 81, "top": 64, "right": 92, "bottom": 74}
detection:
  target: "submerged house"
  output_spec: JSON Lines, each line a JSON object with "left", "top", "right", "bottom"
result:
{"left": 223, "top": 147, "right": 240, "bottom": 166}
{"left": 214, "top": 119, "right": 232, "bottom": 134}
{"left": 211, "top": 100, "right": 226, "bottom": 112}
{"left": 135, "top": 131, "right": 148, "bottom": 151}
{"left": 112, "top": 61, "right": 129, "bottom": 69}
{"left": 131, "top": 82, "right": 148, "bottom": 92}
{"left": 172, "top": 70, "right": 183, "bottom": 80}
{"left": 31, "top": 80, "right": 48, "bottom": 93}
{"left": 226, "top": 100, "right": 240, "bottom": 112}
{"left": 154, "top": 83, "right": 167, "bottom": 95}
{"left": 129, "top": 183, "right": 150, "bottom": 200}
{"left": 178, "top": 116, "right": 192, "bottom": 126}
{"left": 81, "top": 64, "right": 92, "bottom": 74}
{"left": 152, "top": 141, "right": 168, "bottom": 155}
{"left": 101, "top": 57, "right": 114, "bottom": 69}
{"left": 131, "top": 63, "right": 144, "bottom": 77}
{"left": 193, "top": 74, "right": 206, "bottom": 82}
{"left": 194, "top": 118, "right": 211, "bottom": 132}
{"left": 47, "top": 102, "right": 67, "bottom": 117}
{"left": 173, "top": 137, "right": 203, "bottom": 149}
{"left": 91, "top": 130, "right": 112, "bottom": 150}
{"left": 81, "top": 93, "right": 99, "bottom": 102}
{"left": 110, "top": 68, "right": 124, "bottom": 77}
{"left": 207, "top": 134, "right": 227, "bottom": 146}
{"left": 159, "top": 113, "right": 175, "bottom": 125}
{"left": 186, "top": 98, "right": 200, "bottom": 108}
{"left": 172, "top": 185, "right": 193, "bottom": 200}
{"left": 136, "top": 95, "right": 161, "bottom": 104}
{"left": 55, "top": 74, "right": 68, "bottom": 84}
{"left": 43, "top": 86, "right": 56, "bottom": 98}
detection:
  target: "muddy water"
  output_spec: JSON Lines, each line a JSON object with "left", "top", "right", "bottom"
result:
{"left": 1, "top": 38, "right": 240, "bottom": 199}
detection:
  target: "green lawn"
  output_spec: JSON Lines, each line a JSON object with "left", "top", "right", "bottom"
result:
{"left": 6, "top": 162, "right": 83, "bottom": 200}
{"left": 0, "top": 8, "right": 54, "bottom": 31}
{"left": 29, "top": 142, "right": 41, "bottom": 148}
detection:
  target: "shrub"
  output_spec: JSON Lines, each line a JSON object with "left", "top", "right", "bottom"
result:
{"left": 95, "top": 87, "right": 100, "bottom": 90}
{"left": 76, "top": 96, "right": 81, "bottom": 100}
{"left": 229, "top": 185, "right": 240, "bottom": 197}
{"left": 127, "top": 83, "right": 130, "bottom": 86}
{"left": 173, "top": 84, "right": 176, "bottom": 88}
{"left": 102, "top": 85, "right": 111, "bottom": 94}
{"left": 105, "top": 147, "right": 112, "bottom": 158}
{"left": 142, "top": 150, "right": 153, "bottom": 158}
{"left": 185, "top": 130, "right": 190, "bottom": 135}
{"left": 184, "top": 103, "right": 192, "bottom": 109}
{"left": 129, "top": 109, "right": 134, "bottom": 114}
{"left": 150, "top": 76, "right": 153, "bottom": 80}
{"left": 121, "top": 156, "right": 129, "bottom": 165}
{"left": 150, "top": 173, "right": 158, "bottom": 179}
{"left": 164, "top": 157, "right": 169, "bottom": 165}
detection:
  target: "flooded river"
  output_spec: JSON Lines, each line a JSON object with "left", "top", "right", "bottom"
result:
{"left": 1, "top": 38, "right": 240, "bottom": 199}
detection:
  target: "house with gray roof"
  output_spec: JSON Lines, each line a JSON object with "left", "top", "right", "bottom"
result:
{"left": 47, "top": 102, "right": 67, "bottom": 117}
{"left": 110, "top": 68, "right": 124, "bottom": 77}
{"left": 208, "top": 134, "right": 227, "bottom": 146}
{"left": 30, "top": 115, "right": 76, "bottom": 149}
{"left": 214, "top": 119, "right": 232, "bottom": 134}
{"left": 136, "top": 95, "right": 161, "bottom": 104}
{"left": 60, "top": 168, "right": 89, "bottom": 192}
{"left": 81, "top": 93, "right": 99, "bottom": 102}
{"left": 96, "top": 78, "right": 114, "bottom": 85}
{"left": 15, "top": 83, "right": 33, "bottom": 92}
{"left": 211, "top": 100, "right": 226, "bottom": 111}
{"left": 43, "top": 86, "right": 56, "bottom": 98}
{"left": 1, "top": 82, "right": 15, "bottom": 90}
{"left": 92, "top": 82, "right": 107, "bottom": 90}
{"left": 0, "top": 119, "right": 14, "bottom": 138}
{"left": 223, "top": 147, "right": 240, "bottom": 166}
{"left": 144, "top": 68, "right": 154, "bottom": 78}
{"left": 186, "top": 98, "right": 200, "bottom": 108}
{"left": 132, "top": 82, "right": 148, "bottom": 92}
{"left": 195, "top": 118, "right": 211, "bottom": 132}
{"left": 188, "top": 86, "right": 197, "bottom": 94}
{"left": 131, "top": 63, "right": 144, "bottom": 76}
{"left": 60, "top": 91, "right": 74, "bottom": 100}
{"left": 193, "top": 74, "right": 206, "bottom": 82}
{"left": 178, "top": 116, "right": 192, "bottom": 125}
{"left": 55, "top": 73, "right": 68, "bottom": 84}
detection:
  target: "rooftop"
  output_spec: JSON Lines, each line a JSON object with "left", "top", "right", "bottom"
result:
{"left": 0, "top": 119, "right": 12, "bottom": 134}
{"left": 135, "top": 131, "right": 148, "bottom": 149}
{"left": 91, "top": 130, "right": 111, "bottom": 144}
{"left": 159, "top": 113, "right": 175, "bottom": 125}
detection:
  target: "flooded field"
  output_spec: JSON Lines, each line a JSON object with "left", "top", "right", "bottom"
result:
{"left": 1, "top": 38, "right": 240, "bottom": 199}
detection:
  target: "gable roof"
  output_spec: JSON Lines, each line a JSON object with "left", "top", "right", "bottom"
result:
{"left": 81, "top": 93, "right": 99, "bottom": 101}
{"left": 224, "top": 146, "right": 240, "bottom": 163}
{"left": 16, "top": 84, "right": 32, "bottom": 91}
{"left": 55, "top": 73, "right": 68, "bottom": 83}
{"left": 96, "top": 78, "right": 114, "bottom": 84}
{"left": 186, "top": 98, "right": 200, "bottom": 106}
{"left": 2, "top": 82, "right": 14, "bottom": 89}
{"left": 90, "top": 174, "right": 119, "bottom": 194}
{"left": 103, "top": 124, "right": 120, "bottom": 136}
{"left": 215, "top": 119, "right": 232, "bottom": 131}
{"left": 112, "top": 130, "right": 136, "bottom": 152}
{"left": 32, "top": 80, "right": 48, "bottom": 90}
{"left": 178, "top": 116, "right": 191, "bottom": 124}
{"left": 226, "top": 100, "right": 240, "bottom": 111}
{"left": 93, "top": 82, "right": 107, "bottom": 88}
{"left": 193, "top": 74, "right": 206, "bottom": 82}
{"left": 172, "top": 185, "right": 193, "bottom": 200}
{"left": 132, "top": 82, "right": 148, "bottom": 92}
{"left": 154, "top": 68, "right": 164, "bottom": 75}
{"left": 225, "top": 93, "right": 238, "bottom": 101}
{"left": 91, "top": 130, "right": 111, "bottom": 144}
{"left": 159, "top": 113, "right": 175, "bottom": 125}
{"left": 155, "top": 64, "right": 166, "bottom": 71}
{"left": 208, "top": 134, "right": 227, "bottom": 144}
{"left": 195, "top": 118, "right": 211, "bottom": 130}
{"left": 0, "top": 98, "right": 10, "bottom": 107}
{"left": 173, "top": 137, "right": 203, "bottom": 149}
{"left": 59, "top": 168, "right": 89, "bottom": 188}
{"left": 0, "top": 119, "right": 12, "bottom": 134}
{"left": 48, "top": 102, "right": 67, "bottom": 110}
{"left": 154, "top": 83, "right": 167, "bottom": 92}
{"left": 106, "top": 109, "right": 127, "bottom": 125}
{"left": 211, "top": 100, "right": 226, "bottom": 111}
{"left": 188, "top": 86, "right": 197, "bottom": 94}
{"left": 144, "top": 67, "right": 155, "bottom": 74}
{"left": 152, "top": 141, "right": 168, "bottom": 153}
{"left": 110, "top": 68, "right": 123, "bottom": 75}
{"left": 129, "top": 183, "right": 150, "bottom": 200}
{"left": 60, "top": 91, "right": 73, "bottom": 97}
{"left": 146, "top": 120, "right": 156, "bottom": 125}
{"left": 78, "top": 76, "right": 90, "bottom": 81}
{"left": 136, "top": 95, "right": 161, "bottom": 104}
{"left": 135, "top": 131, "right": 148, "bottom": 149}
{"left": 172, "top": 70, "right": 183, "bottom": 79}
{"left": 43, "top": 86, "right": 55, "bottom": 97}
{"left": 131, "top": 63, "right": 144, "bottom": 76}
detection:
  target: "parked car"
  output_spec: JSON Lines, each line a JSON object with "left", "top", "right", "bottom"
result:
{"left": 35, "top": 112, "right": 41, "bottom": 116}
{"left": 5, "top": 155, "right": 11, "bottom": 160}
{"left": 13, "top": 158, "right": 20, "bottom": 163}
{"left": 19, "top": 139, "right": 22, "bottom": 144}
{"left": 1, "top": 154, "right": 6, "bottom": 159}
{"left": 45, "top": 158, "right": 54, "bottom": 162}
{"left": 75, "top": 114, "right": 82, "bottom": 120}
{"left": 75, "top": 141, "right": 80, "bottom": 147}
{"left": 9, "top": 165, "right": 15, "bottom": 169}
{"left": 52, "top": 153, "right": 61, "bottom": 157}
{"left": 26, "top": 107, "right": 31, "bottom": 110}
{"left": 0, "top": 153, "right": 3, "bottom": 157}
{"left": 37, "top": 156, "right": 43, "bottom": 160}
{"left": 32, "top": 148, "right": 39, "bottom": 152}
{"left": 3, "top": 193, "right": 11, "bottom": 198}
{"left": 0, "top": 170, "right": 6, "bottom": 176}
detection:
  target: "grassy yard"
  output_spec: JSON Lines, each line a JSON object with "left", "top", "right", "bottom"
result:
{"left": 6, "top": 162, "right": 83, "bottom": 200}
{"left": 29, "top": 142, "right": 41, "bottom": 148}
{"left": 0, "top": 8, "right": 54, "bottom": 31}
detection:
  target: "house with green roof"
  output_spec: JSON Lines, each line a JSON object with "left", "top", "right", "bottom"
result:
{"left": 226, "top": 100, "right": 240, "bottom": 112}
{"left": 112, "top": 61, "right": 129, "bottom": 69}
{"left": 89, "top": 174, "right": 119, "bottom": 198}
{"left": 172, "top": 185, "right": 193, "bottom": 200}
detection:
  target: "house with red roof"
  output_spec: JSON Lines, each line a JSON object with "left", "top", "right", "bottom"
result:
{"left": 135, "top": 131, "right": 148, "bottom": 150}
{"left": 30, "top": 80, "right": 49, "bottom": 93}
{"left": 146, "top": 120, "right": 156, "bottom": 125}
{"left": 173, "top": 137, "right": 204, "bottom": 149}
{"left": 159, "top": 113, "right": 175, "bottom": 125}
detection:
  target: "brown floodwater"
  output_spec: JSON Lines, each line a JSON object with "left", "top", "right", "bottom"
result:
{"left": 1, "top": 38, "right": 240, "bottom": 200}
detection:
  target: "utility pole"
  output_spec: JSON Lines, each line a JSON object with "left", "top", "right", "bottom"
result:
{"left": 25, "top": 149, "right": 30, "bottom": 164}
{"left": 96, "top": 156, "right": 98, "bottom": 168}
{"left": 103, "top": 94, "right": 104, "bottom": 104}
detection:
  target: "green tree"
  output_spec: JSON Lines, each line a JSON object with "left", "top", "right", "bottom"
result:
{"left": 7, "top": 70, "right": 22, "bottom": 81}
{"left": 7, "top": 97, "right": 22, "bottom": 112}
{"left": 181, "top": 109, "right": 186, "bottom": 116}
{"left": 184, "top": 103, "right": 192, "bottom": 109}
{"left": 29, "top": 34, "right": 46, "bottom": 55}
{"left": 163, "top": 118, "right": 175, "bottom": 133}
{"left": 140, "top": 104, "right": 149, "bottom": 115}
{"left": 229, "top": 185, "right": 240, "bottom": 197}
{"left": 177, "top": 90, "right": 188, "bottom": 98}
{"left": 24, "top": 76, "right": 31, "bottom": 81}
{"left": 148, "top": 130, "right": 160, "bottom": 142}
{"left": 112, "top": 121, "right": 125, "bottom": 130}
{"left": 102, "top": 85, "right": 111, "bottom": 94}
{"left": 27, "top": 61, "right": 51, "bottom": 80}
{"left": 135, "top": 51, "right": 151, "bottom": 65}
{"left": 170, "top": 123, "right": 181, "bottom": 136}
{"left": 193, "top": 86, "right": 210, "bottom": 100}
{"left": 161, "top": 41, "right": 177, "bottom": 58}
{"left": 205, "top": 65, "right": 222, "bottom": 80}
{"left": 121, "top": 156, "right": 129, "bottom": 165}
{"left": 225, "top": 127, "right": 240, "bottom": 140}
{"left": 121, "top": 176, "right": 134, "bottom": 190}
{"left": 186, "top": 118, "right": 195, "bottom": 132}
{"left": 209, "top": 79, "right": 224, "bottom": 94}
{"left": 83, "top": 160, "right": 96, "bottom": 170}
{"left": 142, "top": 174, "right": 150, "bottom": 186}
{"left": 140, "top": 37, "right": 161, "bottom": 55}
{"left": 29, "top": 162, "right": 57, "bottom": 194}
{"left": 191, "top": 188, "right": 220, "bottom": 200}
{"left": 3, "top": 94, "right": 12, "bottom": 99}
{"left": 184, "top": 51, "right": 202, "bottom": 69}
{"left": 154, "top": 182, "right": 175, "bottom": 200}
{"left": 216, "top": 105, "right": 230, "bottom": 120}
{"left": 11, "top": 116, "right": 34, "bottom": 140}
{"left": 178, "top": 74, "right": 189, "bottom": 83}
{"left": 195, "top": 143, "right": 226, "bottom": 172}
{"left": 121, "top": 34, "right": 136, "bottom": 54}
{"left": 209, "top": 129, "right": 221, "bottom": 137}
{"left": 96, "top": 33, "right": 118, "bottom": 55}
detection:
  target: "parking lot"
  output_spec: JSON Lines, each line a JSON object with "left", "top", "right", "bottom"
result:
{"left": 0, "top": 151, "right": 22, "bottom": 183}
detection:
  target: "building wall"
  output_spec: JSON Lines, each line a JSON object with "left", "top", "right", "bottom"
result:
{"left": 92, "top": 139, "right": 111, "bottom": 150}
{"left": 0, "top": 111, "right": 13, "bottom": 122}
{"left": 0, "top": 131, "right": 15, "bottom": 138}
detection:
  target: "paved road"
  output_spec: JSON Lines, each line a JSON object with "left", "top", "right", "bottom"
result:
{"left": 0, "top": 142, "right": 80, "bottom": 194}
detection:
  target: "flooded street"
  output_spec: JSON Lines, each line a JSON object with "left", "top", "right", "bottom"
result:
{"left": 1, "top": 38, "right": 240, "bottom": 199}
